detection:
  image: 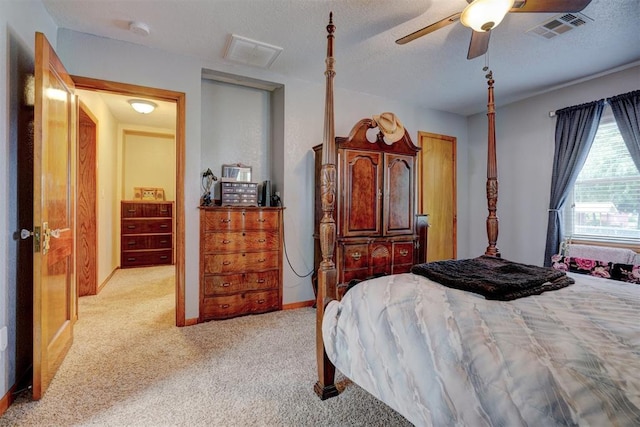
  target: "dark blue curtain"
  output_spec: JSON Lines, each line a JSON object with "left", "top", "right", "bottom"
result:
{"left": 543, "top": 100, "right": 605, "bottom": 266}
{"left": 608, "top": 90, "right": 640, "bottom": 171}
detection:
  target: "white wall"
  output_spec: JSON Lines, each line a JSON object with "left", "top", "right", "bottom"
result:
{"left": 0, "top": 0, "right": 58, "bottom": 403}
{"left": 467, "top": 65, "right": 640, "bottom": 266}
{"left": 122, "top": 132, "right": 175, "bottom": 201}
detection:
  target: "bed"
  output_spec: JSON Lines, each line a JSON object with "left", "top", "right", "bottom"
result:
{"left": 313, "top": 13, "right": 640, "bottom": 426}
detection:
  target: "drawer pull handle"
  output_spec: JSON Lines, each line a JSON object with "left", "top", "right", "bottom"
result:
{"left": 256, "top": 279, "right": 266, "bottom": 284}
{"left": 160, "top": 240, "right": 168, "bottom": 244}
{"left": 222, "top": 239, "right": 231, "bottom": 244}
{"left": 127, "top": 209, "right": 136, "bottom": 213}
{"left": 160, "top": 224, "right": 168, "bottom": 228}
{"left": 220, "top": 219, "right": 231, "bottom": 223}
{"left": 223, "top": 261, "right": 231, "bottom": 265}
{"left": 160, "top": 209, "right": 168, "bottom": 213}
{"left": 400, "top": 249, "right": 409, "bottom": 256}
{"left": 127, "top": 257, "right": 136, "bottom": 261}
{"left": 257, "top": 299, "right": 266, "bottom": 304}
{"left": 257, "top": 218, "right": 266, "bottom": 223}
{"left": 351, "top": 252, "right": 361, "bottom": 260}
{"left": 258, "top": 258, "right": 266, "bottom": 263}
{"left": 258, "top": 239, "right": 266, "bottom": 243}
{"left": 127, "top": 225, "right": 136, "bottom": 229}
{"left": 220, "top": 304, "right": 230, "bottom": 309}
{"left": 127, "top": 241, "right": 136, "bottom": 246}
{"left": 160, "top": 256, "right": 168, "bottom": 260}
{"left": 222, "top": 282, "right": 231, "bottom": 287}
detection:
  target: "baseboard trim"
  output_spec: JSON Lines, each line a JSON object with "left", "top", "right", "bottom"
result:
{"left": 0, "top": 384, "right": 17, "bottom": 417}
{"left": 98, "top": 267, "right": 119, "bottom": 293}
{"left": 184, "top": 317, "right": 199, "bottom": 326}
{"left": 283, "top": 300, "right": 314, "bottom": 310}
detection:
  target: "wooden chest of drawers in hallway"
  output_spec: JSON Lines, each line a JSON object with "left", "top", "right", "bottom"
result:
{"left": 199, "top": 206, "right": 284, "bottom": 321}
{"left": 121, "top": 201, "right": 174, "bottom": 268}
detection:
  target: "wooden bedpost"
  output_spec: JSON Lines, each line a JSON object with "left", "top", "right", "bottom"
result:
{"left": 485, "top": 70, "right": 501, "bottom": 257}
{"left": 314, "top": 12, "right": 339, "bottom": 400}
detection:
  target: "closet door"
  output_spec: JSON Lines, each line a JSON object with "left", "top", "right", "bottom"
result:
{"left": 383, "top": 153, "right": 414, "bottom": 236}
{"left": 342, "top": 149, "right": 383, "bottom": 237}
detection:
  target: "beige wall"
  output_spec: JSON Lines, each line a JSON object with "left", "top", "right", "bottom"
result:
{"left": 122, "top": 131, "right": 176, "bottom": 201}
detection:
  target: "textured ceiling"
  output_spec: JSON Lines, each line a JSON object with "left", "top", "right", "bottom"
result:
{"left": 44, "top": 0, "right": 640, "bottom": 118}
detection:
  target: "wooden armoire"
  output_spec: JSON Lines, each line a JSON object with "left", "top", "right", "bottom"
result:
{"left": 313, "top": 118, "right": 424, "bottom": 298}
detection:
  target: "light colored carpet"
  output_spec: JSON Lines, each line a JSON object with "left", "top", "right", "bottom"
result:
{"left": 1, "top": 266, "right": 411, "bottom": 426}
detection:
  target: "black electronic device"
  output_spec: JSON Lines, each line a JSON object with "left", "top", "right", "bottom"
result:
{"left": 261, "top": 180, "right": 272, "bottom": 207}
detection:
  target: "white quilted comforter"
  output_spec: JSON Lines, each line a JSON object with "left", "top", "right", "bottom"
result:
{"left": 322, "top": 272, "right": 640, "bottom": 426}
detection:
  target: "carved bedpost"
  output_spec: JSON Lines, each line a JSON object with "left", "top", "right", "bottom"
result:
{"left": 314, "top": 12, "right": 339, "bottom": 400}
{"left": 485, "top": 70, "right": 501, "bottom": 257}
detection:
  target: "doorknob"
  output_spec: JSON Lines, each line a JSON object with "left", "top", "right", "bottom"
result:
{"left": 20, "top": 227, "right": 41, "bottom": 252}
{"left": 41, "top": 222, "right": 63, "bottom": 255}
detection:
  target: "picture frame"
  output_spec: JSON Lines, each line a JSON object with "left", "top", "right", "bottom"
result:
{"left": 134, "top": 187, "right": 165, "bottom": 201}
{"left": 221, "top": 163, "right": 252, "bottom": 183}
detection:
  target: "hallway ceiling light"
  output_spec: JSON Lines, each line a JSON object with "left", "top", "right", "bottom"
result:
{"left": 128, "top": 99, "right": 157, "bottom": 114}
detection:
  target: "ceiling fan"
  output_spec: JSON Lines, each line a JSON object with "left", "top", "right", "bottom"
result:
{"left": 396, "top": 0, "right": 593, "bottom": 59}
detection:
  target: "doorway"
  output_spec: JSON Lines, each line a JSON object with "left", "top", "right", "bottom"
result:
{"left": 418, "top": 131, "right": 457, "bottom": 262}
{"left": 72, "top": 76, "right": 186, "bottom": 326}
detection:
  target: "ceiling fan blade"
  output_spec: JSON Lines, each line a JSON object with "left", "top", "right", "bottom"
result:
{"left": 396, "top": 12, "right": 462, "bottom": 45}
{"left": 510, "top": 0, "right": 592, "bottom": 13}
{"left": 467, "top": 30, "right": 491, "bottom": 60}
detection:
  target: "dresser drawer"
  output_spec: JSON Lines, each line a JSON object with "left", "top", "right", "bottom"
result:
{"left": 121, "top": 202, "right": 172, "bottom": 218}
{"left": 201, "top": 290, "right": 279, "bottom": 320}
{"left": 122, "top": 249, "right": 172, "bottom": 267}
{"left": 203, "top": 210, "right": 244, "bottom": 232}
{"left": 204, "top": 251, "right": 278, "bottom": 274}
{"left": 243, "top": 210, "right": 279, "bottom": 230}
{"left": 203, "top": 231, "right": 280, "bottom": 253}
{"left": 122, "top": 218, "right": 172, "bottom": 234}
{"left": 122, "top": 234, "right": 172, "bottom": 250}
{"left": 247, "top": 290, "right": 280, "bottom": 314}
{"left": 203, "top": 270, "right": 279, "bottom": 296}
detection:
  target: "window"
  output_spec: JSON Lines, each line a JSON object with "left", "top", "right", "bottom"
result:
{"left": 564, "top": 106, "right": 640, "bottom": 243}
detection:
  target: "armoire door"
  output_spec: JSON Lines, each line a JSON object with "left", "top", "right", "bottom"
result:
{"left": 383, "top": 153, "right": 415, "bottom": 236}
{"left": 341, "top": 149, "right": 383, "bottom": 237}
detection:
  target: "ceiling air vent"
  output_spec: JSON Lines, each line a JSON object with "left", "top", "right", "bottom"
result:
{"left": 527, "top": 12, "right": 592, "bottom": 39}
{"left": 224, "top": 34, "right": 283, "bottom": 69}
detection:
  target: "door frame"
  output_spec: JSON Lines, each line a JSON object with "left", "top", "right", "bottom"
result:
{"left": 72, "top": 76, "right": 186, "bottom": 327}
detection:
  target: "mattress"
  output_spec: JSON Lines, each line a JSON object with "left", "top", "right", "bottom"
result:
{"left": 322, "top": 272, "right": 640, "bottom": 426}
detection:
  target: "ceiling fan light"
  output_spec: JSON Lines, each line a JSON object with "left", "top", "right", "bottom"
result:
{"left": 460, "top": 0, "right": 515, "bottom": 32}
{"left": 128, "top": 99, "right": 157, "bottom": 114}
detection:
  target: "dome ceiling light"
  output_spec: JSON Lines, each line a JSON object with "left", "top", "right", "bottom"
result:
{"left": 128, "top": 99, "right": 157, "bottom": 114}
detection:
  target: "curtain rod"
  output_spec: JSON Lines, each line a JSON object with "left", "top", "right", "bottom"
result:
{"left": 549, "top": 99, "right": 609, "bottom": 118}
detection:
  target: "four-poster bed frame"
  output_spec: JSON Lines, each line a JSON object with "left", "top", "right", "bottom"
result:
{"left": 313, "top": 13, "right": 639, "bottom": 426}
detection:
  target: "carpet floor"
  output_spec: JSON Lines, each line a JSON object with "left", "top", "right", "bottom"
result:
{"left": 0, "top": 266, "right": 410, "bottom": 426}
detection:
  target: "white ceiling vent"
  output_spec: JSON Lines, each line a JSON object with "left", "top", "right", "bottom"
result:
{"left": 527, "top": 12, "right": 592, "bottom": 39}
{"left": 224, "top": 34, "right": 283, "bottom": 69}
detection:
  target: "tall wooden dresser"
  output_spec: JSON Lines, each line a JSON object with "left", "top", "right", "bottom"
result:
{"left": 313, "top": 118, "right": 425, "bottom": 298}
{"left": 199, "top": 206, "right": 283, "bottom": 321}
{"left": 121, "top": 200, "right": 174, "bottom": 268}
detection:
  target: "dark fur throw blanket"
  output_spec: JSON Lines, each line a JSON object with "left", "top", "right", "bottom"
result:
{"left": 411, "top": 255, "right": 574, "bottom": 301}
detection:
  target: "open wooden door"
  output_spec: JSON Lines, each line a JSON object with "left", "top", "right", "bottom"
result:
{"left": 418, "top": 131, "right": 457, "bottom": 262}
{"left": 32, "top": 32, "right": 77, "bottom": 400}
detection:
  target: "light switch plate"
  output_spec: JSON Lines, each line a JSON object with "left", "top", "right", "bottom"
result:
{"left": 0, "top": 326, "right": 7, "bottom": 352}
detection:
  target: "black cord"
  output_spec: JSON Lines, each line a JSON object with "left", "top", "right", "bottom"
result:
{"left": 281, "top": 212, "right": 314, "bottom": 278}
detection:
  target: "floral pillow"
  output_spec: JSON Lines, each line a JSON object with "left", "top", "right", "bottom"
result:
{"left": 610, "top": 263, "right": 640, "bottom": 284}
{"left": 551, "top": 255, "right": 612, "bottom": 279}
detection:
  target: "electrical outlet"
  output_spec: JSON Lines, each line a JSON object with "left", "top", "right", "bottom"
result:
{"left": 0, "top": 326, "right": 7, "bottom": 352}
